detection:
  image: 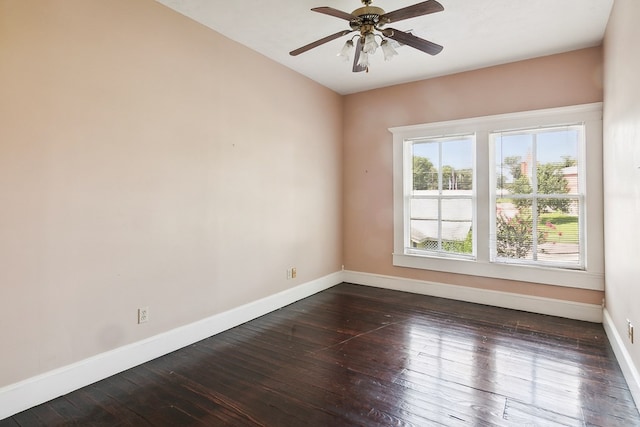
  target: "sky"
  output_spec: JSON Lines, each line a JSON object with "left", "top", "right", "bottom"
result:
{"left": 412, "top": 137, "right": 473, "bottom": 170}
{"left": 495, "top": 128, "right": 580, "bottom": 166}
{"left": 412, "top": 126, "right": 580, "bottom": 171}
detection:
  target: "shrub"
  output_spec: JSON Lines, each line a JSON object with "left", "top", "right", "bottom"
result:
{"left": 496, "top": 208, "right": 545, "bottom": 258}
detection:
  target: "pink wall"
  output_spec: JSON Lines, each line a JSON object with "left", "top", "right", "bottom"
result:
{"left": 603, "top": 0, "right": 640, "bottom": 393}
{"left": 342, "top": 47, "right": 604, "bottom": 305}
{"left": 0, "top": 0, "right": 343, "bottom": 387}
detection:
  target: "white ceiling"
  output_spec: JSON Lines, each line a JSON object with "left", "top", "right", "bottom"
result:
{"left": 155, "top": 0, "right": 613, "bottom": 95}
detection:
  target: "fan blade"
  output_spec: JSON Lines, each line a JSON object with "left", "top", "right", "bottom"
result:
{"left": 352, "top": 37, "right": 366, "bottom": 72}
{"left": 383, "top": 28, "right": 443, "bottom": 55}
{"left": 312, "top": 7, "right": 359, "bottom": 21}
{"left": 380, "top": 0, "right": 444, "bottom": 24}
{"left": 290, "top": 30, "right": 353, "bottom": 56}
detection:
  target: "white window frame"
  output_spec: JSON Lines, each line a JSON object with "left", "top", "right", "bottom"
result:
{"left": 391, "top": 103, "right": 603, "bottom": 290}
{"left": 405, "top": 134, "right": 476, "bottom": 260}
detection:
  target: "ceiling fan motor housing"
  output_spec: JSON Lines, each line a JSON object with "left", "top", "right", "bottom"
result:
{"left": 349, "top": 6, "right": 387, "bottom": 33}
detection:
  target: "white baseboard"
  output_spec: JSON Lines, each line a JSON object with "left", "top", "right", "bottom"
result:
{"left": 343, "top": 270, "right": 603, "bottom": 323}
{"left": 0, "top": 272, "right": 341, "bottom": 420}
{"left": 603, "top": 309, "right": 640, "bottom": 409}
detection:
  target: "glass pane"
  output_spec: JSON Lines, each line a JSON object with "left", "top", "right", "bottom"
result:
{"left": 537, "top": 128, "right": 580, "bottom": 195}
{"left": 441, "top": 199, "right": 473, "bottom": 254}
{"left": 410, "top": 198, "right": 438, "bottom": 220}
{"left": 537, "top": 198, "right": 580, "bottom": 264}
{"left": 410, "top": 135, "right": 474, "bottom": 256}
{"left": 442, "top": 138, "right": 473, "bottom": 192}
{"left": 410, "top": 220, "right": 439, "bottom": 249}
{"left": 412, "top": 142, "right": 438, "bottom": 191}
{"left": 495, "top": 198, "right": 535, "bottom": 260}
{"left": 494, "top": 133, "right": 533, "bottom": 197}
{"left": 410, "top": 199, "right": 438, "bottom": 248}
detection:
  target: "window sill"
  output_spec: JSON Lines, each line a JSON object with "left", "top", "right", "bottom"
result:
{"left": 392, "top": 253, "right": 604, "bottom": 291}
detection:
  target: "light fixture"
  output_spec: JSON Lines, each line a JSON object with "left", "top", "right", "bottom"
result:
{"left": 363, "top": 33, "right": 378, "bottom": 54}
{"left": 357, "top": 51, "right": 370, "bottom": 69}
{"left": 380, "top": 39, "right": 398, "bottom": 61}
{"left": 338, "top": 32, "right": 398, "bottom": 71}
{"left": 337, "top": 39, "right": 354, "bottom": 62}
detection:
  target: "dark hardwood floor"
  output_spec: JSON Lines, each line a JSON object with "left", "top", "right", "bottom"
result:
{"left": 2, "top": 283, "right": 639, "bottom": 426}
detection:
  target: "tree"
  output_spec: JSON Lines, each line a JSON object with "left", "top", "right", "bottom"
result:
{"left": 414, "top": 160, "right": 472, "bottom": 191}
{"left": 504, "top": 155, "right": 523, "bottom": 181}
{"left": 442, "top": 165, "right": 472, "bottom": 190}
{"left": 561, "top": 156, "right": 577, "bottom": 167}
{"left": 536, "top": 163, "right": 570, "bottom": 212}
{"left": 496, "top": 172, "right": 507, "bottom": 190}
{"left": 456, "top": 168, "right": 473, "bottom": 190}
{"left": 497, "top": 155, "right": 523, "bottom": 190}
{"left": 509, "top": 162, "right": 571, "bottom": 214}
{"left": 413, "top": 156, "right": 437, "bottom": 190}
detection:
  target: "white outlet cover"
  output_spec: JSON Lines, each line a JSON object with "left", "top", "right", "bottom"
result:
{"left": 138, "top": 307, "right": 149, "bottom": 324}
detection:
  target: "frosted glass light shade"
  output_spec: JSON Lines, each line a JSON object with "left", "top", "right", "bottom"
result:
{"left": 381, "top": 39, "right": 398, "bottom": 61}
{"left": 337, "top": 40, "right": 354, "bottom": 62}
{"left": 363, "top": 33, "right": 378, "bottom": 54}
{"left": 357, "top": 51, "right": 369, "bottom": 68}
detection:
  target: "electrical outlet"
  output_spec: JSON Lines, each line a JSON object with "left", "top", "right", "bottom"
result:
{"left": 138, "top": 307, "right": 149, "bottom": 324}
{"left": 627, "top": 319, "right": 634, "bottom": 344}
{"left": 291, "top": 267, "right": 297, "bottom": 279}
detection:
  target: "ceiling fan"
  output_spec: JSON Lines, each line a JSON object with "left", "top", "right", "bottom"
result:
{"left": 289, "top": 0, "right": 444, "bottom": 73}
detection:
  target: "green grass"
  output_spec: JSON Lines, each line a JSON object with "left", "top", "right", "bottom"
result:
{"left": 539, "top": 213, "right": 578, "bottom": 243}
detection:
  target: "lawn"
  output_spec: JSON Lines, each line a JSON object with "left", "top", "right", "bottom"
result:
{"left": 539, "top": 212, "right": 578, "bottom": 243}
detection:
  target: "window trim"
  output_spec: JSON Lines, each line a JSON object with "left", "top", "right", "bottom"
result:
{"left": 390, "top": 103, "right": 603, "bottom": 291}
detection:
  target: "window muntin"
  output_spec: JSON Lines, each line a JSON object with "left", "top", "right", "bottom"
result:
{"left": 406, "top": 135, "right": 475, "bottom": 258}
{"left": 491, "top": 125, "right": 584, "bottom": 269}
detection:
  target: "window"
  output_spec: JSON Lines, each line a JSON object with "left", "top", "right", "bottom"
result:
{"left": 391, "top": 103, "right": 603, "bottom": 290}
{"left": 491, "top": 125, "right": 584, "bottom": 269}
{"left": 407, "top": 135, "right": 475, "bottom": 259}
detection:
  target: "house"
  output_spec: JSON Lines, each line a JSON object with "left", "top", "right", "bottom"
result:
{"left": 562, "top": 165, "right": 579, "bottom": 194}
{"left": 1, "top": 0, "right": 638, "bottom": 419}
{"left": 410, "top": 191, "right": 473, "bottom": 247}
